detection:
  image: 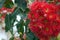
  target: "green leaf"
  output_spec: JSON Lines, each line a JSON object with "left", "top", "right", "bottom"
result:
{"left": 21, "top": 8, "right": 30, "bottom": 19}
{"left": 5, "top": 14, "right": 12, "bottom": 32}
{"left": 48, "top": 0, "right": 53, "bottom": 1}
{"left": 56, "top": 33, "right": 60, "bottom": 40}
{"left": 0, "top": 14, "right": 2, "bottom": 17}
{"left": 26, "top": 30, "right": 39, "bottom": 40}
{"left": 25, "top": 19, "right": 30, "bottom": 26}
{"left": 16, "top": 19, "right": 24, "bottom": 39}
{"left": 0, "top": 0, "right": 5, "bottom": 8}
{"left": 9, "top": 36, "right": 14, "bottom": 40}
{"left": 22, "top": 13, "right": 27, "bottom": 19}
{"left": 24, "top": 8, "right": 30, "bottom": 14}
{"left": 50, "top": 37, "right": 56, "bottom": 40}
{"left": 15, "top": 0, "right": 27, "bottom": 10}
{"left": 11, "top": 8, "right": 21, "bottom": 21}
{"left": 5, "top": 7, "right": 24, "bottom": 32}
{"left": 5, "top": 13, "right": 16, "bottom": 32}
{"left": 11, "top": 7, "right": 29, "bottom": 19}
{"left": 17, "top": 19, "right": 24, "bottom": 33}
{"left": 26, "top": 30, "right": 35, "bottom": 40}
{"left": 19, "top": 8, "right": 23, "bottom": 13}
{"left": 24, "top": 19, "right": 30, "bottom": 33}
{"left": 4, "top": 0, "right": 14, "bottom": 8}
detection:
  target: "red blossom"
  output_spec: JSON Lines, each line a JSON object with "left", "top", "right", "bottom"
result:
{"left": 0, "top": 6, "right": 15, "bottom": 20}
{"left": 28, "top": 1, "right": 60, "bottom": 40}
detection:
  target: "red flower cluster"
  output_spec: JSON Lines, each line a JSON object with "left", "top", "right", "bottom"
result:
{"left": 28, "top": 2, "right": 60, "bottom": 40}
{"left": 0, "top": 7, "right": 15, "bottom": 20}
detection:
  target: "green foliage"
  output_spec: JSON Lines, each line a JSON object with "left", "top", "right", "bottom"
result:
{"left": 15, "top": 0, "right": 27, "bottom": 10}
{"left": 5, "top": 13, "right": 15, "bottom": 32}
{"left": 5, "top": 7, "right": 19, "bottom": 32}
{"left": 0, "top": 14, "right": 2, "bottom": 17}
{"left": 16, "top": 19, "right": 24, "bottom": 33}
{"left": 5, "top": 14, "right": 13, "bottom": 32}
{"left": 4, "top": 0, "right": 39, "bottom": 40}
{"left": 4, "top": 0, "right": 14, "bottom": 8}
{"left": 26, "top": 30, "right": 39, "bottom": 40}
{"left": 16, "top": 19, "right": 24, "bottom": 39}
{"left": 25, "top": 19, "right": 39, "bottom": 40}
{"left": 21, "top": 8, "right": 30, "bottom": 19}
{"left": 0, "top": 0, "right": 5, "bottom": 8}
{"left": 9, "top": 36, "right": 14, "bottom": 40}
